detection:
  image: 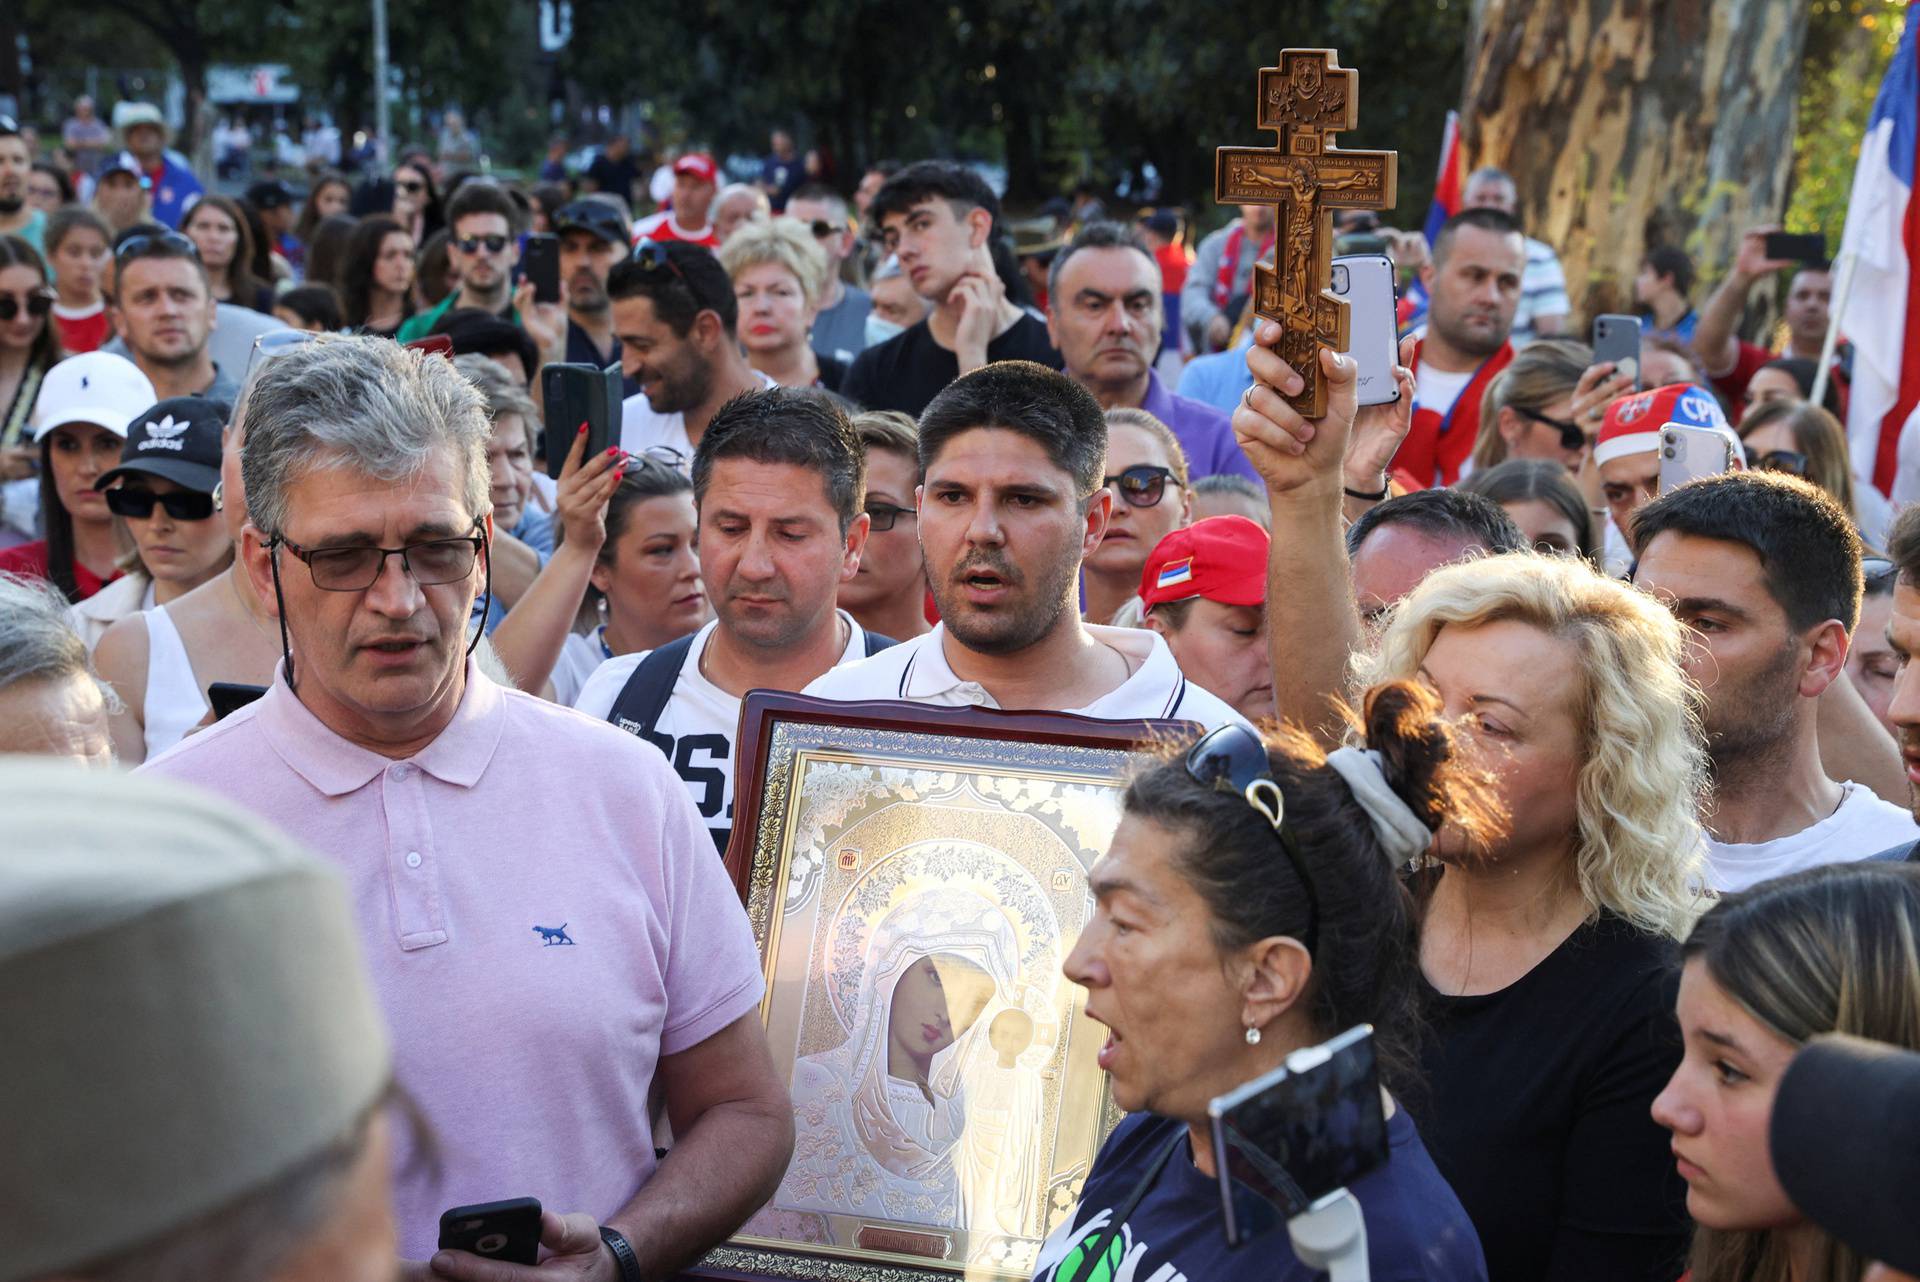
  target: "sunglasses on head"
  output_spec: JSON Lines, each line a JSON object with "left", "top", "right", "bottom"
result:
{"left": 1514, "top": 405, "right": 1586, "bottom": 453}
{"left": 454, "top": 233, "right": 510, "bottom": 255}
{"left": 0, "top": 289, "right": 54, "bottom": 322}
{"left": 1102, "top": 464, "right": 1181, "bottom": 508}
{"left": 631, "top": 240, "right": 689, "bottom": 286}
{"left": 114, "top": 231, "right": 199, "bottom": 264}
{"left": 1184, "top": 724, "right": 1319, "bottom": 955}
{"left": 1745, "top": 447, "right": 1808, "bottom": 477}
{"left": 1864, "top": 556, "right": 1897, "bottom": 592}
{"left": 106, "top": 485, "right": 217, "bottom": 521}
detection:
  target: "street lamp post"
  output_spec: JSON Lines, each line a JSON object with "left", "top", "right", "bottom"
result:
{"left": 371, "top": 0, "right": 391, "bottom": 167}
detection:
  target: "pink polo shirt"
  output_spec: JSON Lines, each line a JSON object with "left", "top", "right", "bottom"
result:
{"left": 141, "top": 662, "right": 765, "bottom": 1259}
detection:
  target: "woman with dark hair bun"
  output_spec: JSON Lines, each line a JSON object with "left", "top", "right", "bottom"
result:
{"left": 1035, "top": 682, "right": 1498, "bottom": 1282}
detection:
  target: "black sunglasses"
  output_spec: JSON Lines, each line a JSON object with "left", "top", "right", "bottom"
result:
{"left": 808, "top": 219, "right": 841, "bottom": 240}
{"left": 1864, "top": 556, "right": 1897, "bottom": 592}
{"left": 0, "top": 289, "right": 54, "bottom": 321}
{"left": 454, "top": 233, "right": 511, "bottom": 255}
{"left": 1183, "top": 724, "right": 1320, "bottom": 955}
{"left": 1515, "top": 405, "right": 1586, "bottom": 453}
{"left": 1746, "top": 447, "right": 1808, "bottom": 477}
{"left": 631, "top": 241, "right": 689, "bottom": 285}
{"left": 115, "top": 231, "right": 200, "bottom": 264}
{"left": 865, "top": 502, "right": 915, "bottom": 532}
{"left": 1102, "top": 464, "right": 1181, "bottom": 509}
{"left": 106, "top": 486, "right": 217, "bottom": 521}
{"left": 394, "top": 178, "right": 427, "bottom": 195}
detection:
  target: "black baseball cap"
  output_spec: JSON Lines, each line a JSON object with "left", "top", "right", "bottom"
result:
{"left": 553, "top": 200, "right": 629, "bottom": 247}
{"left": 245, "top": 179, "right": 298, "bottom": 210}
{"left": 1771, "top": 1032, "right": 1920, "bottom": 1273}
{"left": 98, "top": 397, "right": 227, "bottom": 494}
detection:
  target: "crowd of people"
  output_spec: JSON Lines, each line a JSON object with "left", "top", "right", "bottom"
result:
{"left": 3, "top": 87, "right": 1920, "bottom": 1282}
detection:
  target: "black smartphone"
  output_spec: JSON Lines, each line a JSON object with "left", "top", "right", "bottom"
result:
{"left": 1592, "top": 313, "right": 1642, "bottom": 389}
{"left": 207, "top": 682, "right": 267, "bottom": 721}
{"left": 541, "top": 361, "right": 623, "bottom": 480}
{"left": 1765, "top": 231, "right": 1828, "bottom": 265}
{"left": 523, "top": 232, "right": 561, "bottom": 305}
{"left": 438, "top": 1197, "right": 541, "bottom": 1264}
{"left": 1208, "top": 1025, "right": 1389, "bottom": 1246}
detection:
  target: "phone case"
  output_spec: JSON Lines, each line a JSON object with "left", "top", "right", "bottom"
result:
{"left": 1658, "top": 424, "right": 1736, "bottom": 494}
{"left": 524, "top": 234, "right": 561, "bottom": 305}
{"left": 439, "top": 1197, "right": 541, "bottom": 1264}
{"left": 1593, "top": 314, "right": 1642, "bottom": 388}
{"left": 541, "top": 363, "right": 623, "bottom": 480}
{"left": 1333, "top": 254, "right": 1400, "bottom": 407}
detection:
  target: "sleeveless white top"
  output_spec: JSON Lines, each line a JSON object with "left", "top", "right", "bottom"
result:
{"left": 143, "top": 606, "right": 209, "bottom": 760}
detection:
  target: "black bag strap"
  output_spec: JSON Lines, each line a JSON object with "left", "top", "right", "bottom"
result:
{"left": 1065, "top": 1130, "right": 1183, "bottom": 1282}
{"left": 863, "top": 629, "right": 898, "bottom": 657}
{"left": 606, "top": 633, "right": 698, "bottom": 740}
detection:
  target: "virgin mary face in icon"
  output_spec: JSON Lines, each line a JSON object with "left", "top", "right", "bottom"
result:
{"left": 887, "top": 953, "right": 995, "bottom": 1103}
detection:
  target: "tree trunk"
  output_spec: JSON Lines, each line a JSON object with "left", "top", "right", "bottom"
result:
{"left": 1461, "top": 0, "right": 1810, "bottom": 324}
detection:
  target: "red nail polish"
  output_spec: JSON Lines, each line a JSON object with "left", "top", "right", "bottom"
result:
{"left": 605, "top": 446, "right": 619, "bottom": 457}
{"left": 577, "top": 422, "right": 588, "bottom": 435}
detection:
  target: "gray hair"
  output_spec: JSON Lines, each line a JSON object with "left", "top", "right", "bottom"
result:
{"left": 453, "top": 354, "right": 539, "bottom": 454}
{"left": 0, "top": 574, "right": 94, "bottom": 693}
{"left": 242, "top": 336, "right": 491, "bottom": 537}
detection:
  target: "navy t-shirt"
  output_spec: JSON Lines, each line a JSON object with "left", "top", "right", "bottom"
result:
{"left": 1031, "top": 1108, "right": 1487, "bottom": 1282}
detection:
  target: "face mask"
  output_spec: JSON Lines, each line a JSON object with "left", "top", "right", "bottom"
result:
{"left": 865, "top": 314, "right": 906, "bottom": 347}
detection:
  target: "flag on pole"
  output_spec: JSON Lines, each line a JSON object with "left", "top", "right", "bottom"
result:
{"left": 1838, "top": 11, "right": 1920, "bottom": 500}
{"left": 1403, "top": 111, "right": 1463, "bottom": 333}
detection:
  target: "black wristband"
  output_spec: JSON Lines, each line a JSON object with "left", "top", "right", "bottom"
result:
{"left": 599, "top": 1226, "right": 644, "bottom": 1282}
{"left": 1343, "top": 482, "right": 1389, "bottom": 501}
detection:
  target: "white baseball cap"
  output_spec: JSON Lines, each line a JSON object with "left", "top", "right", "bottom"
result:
{"left": 31, "top": 353, "right": 157, "bottom": 443}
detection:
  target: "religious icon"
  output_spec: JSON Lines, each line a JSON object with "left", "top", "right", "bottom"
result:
{"left": 695, "top": 694, "right": 1187, "bottom": 1282}
{"left": 1215, "top": 48, "right": 1399, "bottom": 418}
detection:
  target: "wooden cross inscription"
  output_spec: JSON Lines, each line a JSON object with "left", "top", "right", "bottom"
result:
{"left": 1216, "top": 49, "right": 1398, "bottom": 418}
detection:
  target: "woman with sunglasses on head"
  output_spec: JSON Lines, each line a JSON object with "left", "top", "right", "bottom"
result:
{"left": 68, "top": 397, "right": 232, "bottom": 650}
{"left": 1651, "top": 861, "right": 1920, "bottom": 1282}
{"left": 43, "top": 206, "right": 114, "bottom": 356}
{"left": 181, "top": 194, "right": 274, "bottom": 314}
{"left": 0, "top": 351, "right": 153, "bottom": 602}
{"left": 339, "top": 214, "right": 415, "bottom": 337}
{"left": 1037, "top": 687, "right": 1496, "bottom": 1282}
{"left": 1083, "top": 408, "right": 1192, "bottom": 626}
{"left": 0, "top": 235, "right": 63, "bottom": 484}
{"left": 1357, "top": 552, "right": 1708, "bottom": 1282}
{"left": 1738, "top": 399, "right": 1893, "bottom": 549}
{"left": 718, "top": 218, "right": 848, "bottom": 393}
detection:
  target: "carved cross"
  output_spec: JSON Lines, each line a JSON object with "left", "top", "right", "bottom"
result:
{"left": 1215, "top": 49, "right": 1398, "bottom": 418}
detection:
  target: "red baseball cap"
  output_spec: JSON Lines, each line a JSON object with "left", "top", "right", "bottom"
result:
{"left": 672, "top": 153, "right": 718, "bottom": 184}
{"left": 1139, "top": 516, "right": 1269, "bottom": 610}
{"left": 1595, "top": 382, "right": 1733, "bottom": 465}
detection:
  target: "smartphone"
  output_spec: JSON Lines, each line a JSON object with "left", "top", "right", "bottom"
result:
{"left": 1332, "top": 254, "right": 1400, "bottom": 407}
{"left": 207, "top": 682, "right": 267, "bottom": 721}
{"left": 1764, "top": 231, "right": 1827, "bottom": 264}
{"left": 1659, "top": 423, "right": 1740, "bottom": 493}
{"left": 523, "top": 232, "right": 561, "bottom": 305}
{"left": 405, "top": 334, "right": 454, "bottom": 362}
{"left": 439, "top": 1197, "right": 541, "bottom": 1264}
{"left": 1592, "top": 313, "right": 1642, "bottom": 389}
{"left": 541, "top": 362, "right": 623, "bottom": 480}
{"left": 1209, "top": 1024, "right": 1389, "bottom": 1246}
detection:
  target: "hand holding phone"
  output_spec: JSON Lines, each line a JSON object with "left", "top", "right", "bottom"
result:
{"left": 439, "top": 1197, "right": 542, "bottom": 1265}
{"left": 523, "top": 232, "right": 561, "bottom": 305}
{"left": 542, "top": 362, "right": 623, "bottom": 481}
{"left": 1658, "top": 423, "right": 1743, "bottom": 493}
{"left": 1592, "top": 314, "right": 1642, "bottom": 389}
{"left": 1333, "top": 254, "right": 1400, "bottom": 408}
{"left": 1763, "top": 231, "right": 1827, "bottom": 266}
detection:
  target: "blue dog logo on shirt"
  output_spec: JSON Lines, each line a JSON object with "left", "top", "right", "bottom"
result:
{"left": 532, "top": 923, "right": 575, "bottom": 946}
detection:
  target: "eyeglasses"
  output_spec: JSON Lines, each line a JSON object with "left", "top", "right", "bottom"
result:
{"left": 866, "top": 502, "right": 915, "bottom": 532}
{"left": 631, "top": 241, "right": 689, "bottom": 286}
{"left": 115, "top": 231, "right": 200, "bottom": 264}
{"left": 1864, "top": 556, "right": 1897, "bottom": 592}
{"left": 1183, "top": 724, "right": 1319, "bottom": 955}
{"left": 0, "top": 289, "right": 54, "bottom": 322}
{"left": 105, "top": 486, "right": 217, "bottom": 521}
{"left": 271, "top": 525, "right": 485, "bottom": 592}
{"left": 808, "top": 219, "right": 842, "bottom": 240}
{"left": 1101, "top": 464, "right": 1182, "bottom": 509}
{"left": 453, "top": 234, "right": 510, "bottom": 255}
{"left": 1515, "top": 405, "right": 1586, "bottom": 453}
{"left": 1746, "top": 448, "right": 1809, "bottom": 477}
{"left": 395, "top": 178, "right": 426, "bottom": 195}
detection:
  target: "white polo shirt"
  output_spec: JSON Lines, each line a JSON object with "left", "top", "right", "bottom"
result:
{"left": 802, "top": 622, "right": 1251, "bottom": 731}
{"left": 620, "top": 370, "right": 777, "bottom": 459}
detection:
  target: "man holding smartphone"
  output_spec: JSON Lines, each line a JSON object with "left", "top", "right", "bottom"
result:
{"left": 140, "top": 336, "right": 794, "bottom": 1278}
{"left": 1693, "top": 225, "right": 1838, "bottom": 420}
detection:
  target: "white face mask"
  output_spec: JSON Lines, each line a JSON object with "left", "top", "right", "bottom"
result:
{"left": 865, "top": 314, "right": 907, "bottom": 347}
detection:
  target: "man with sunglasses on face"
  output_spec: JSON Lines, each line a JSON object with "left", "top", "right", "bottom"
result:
{"left": 806, "top": 361, "right": 1248, "bottom": 731}
{"left": 140, "top": 335, "right": 795, "bottom": 1278}
{"left": 1048, "top": 222, "right": 1258, "bottom": 483}
{"left": 784, "top": 183, "right": 871, "bottom": 367}
{"left": 396, "top": 182, "right": 522, "bottom": 344}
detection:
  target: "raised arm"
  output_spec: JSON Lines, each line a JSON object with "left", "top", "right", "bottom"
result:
{"left": 1692, "top": 227, "right": 1792, "bottom": 378}
{"left": 1231, "top": 322, "right": 1365, "bottom": 747}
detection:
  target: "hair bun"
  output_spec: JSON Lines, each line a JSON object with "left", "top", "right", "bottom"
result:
{"left": 1360, "top": 680, "right": 1459, "bottom": 834}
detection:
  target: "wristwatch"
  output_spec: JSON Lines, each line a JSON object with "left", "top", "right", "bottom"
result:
{"left": 599, "top": 1225, "right": 644, "bottom": 1282}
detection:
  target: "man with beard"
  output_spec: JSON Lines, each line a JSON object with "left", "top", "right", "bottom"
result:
{"left": 109, "top": 229, "right": 241, "bottom": 404}
{"left": 1694, "top": 227, "right": 1839, "bottom": 418}
{"left": 1392, "top": 208, "right": 1525, "bottom": 489}
{"left": 553, "top": 198, "right": 640, "bottom": 395}
{"left": 612, "top": 240, "right": 771, "bottom": 459}
{"left": 1047, "top": 221, "right": 1256, "bottom": 481}
{"left": 396, "top": 182, "right": 523, "bottom": 343}
{"left": 576, "top": 388, "right": 889, "bottom": 852}
{"left": 1631, "top": 471, "right": 1917, "bottom": 892}
{"left": 805, "top": 360, "right": 1246, "bottom": 729}
{"left": 0, "top": 115, "right": 44, "bottom": 252}
{"left": 1874, "top": 506, "right": 1920, "bottom": 859}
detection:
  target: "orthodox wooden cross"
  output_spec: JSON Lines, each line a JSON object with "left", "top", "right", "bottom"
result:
{"left": 1216, "top": 49, "right": 1398, "bottom": 418}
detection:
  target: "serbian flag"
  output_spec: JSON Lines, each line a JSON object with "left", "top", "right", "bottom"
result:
{"left": 1403, "top": 112, "right": 1463, "bottom": 332}
{"left": 1839, "top": 11, "right": 1920, "bottom": 500}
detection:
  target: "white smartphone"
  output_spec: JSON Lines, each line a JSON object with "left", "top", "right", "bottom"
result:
{"left": 1658, "top": 424, "right": 1741, "bottom": 493}
{"left": 1333, "top": 254, "right": 1401, "bottom": 407}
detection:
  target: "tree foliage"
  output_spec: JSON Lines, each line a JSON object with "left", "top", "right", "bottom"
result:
{"left": 1788, "top": 0, "right": 1908, "bottom": 252}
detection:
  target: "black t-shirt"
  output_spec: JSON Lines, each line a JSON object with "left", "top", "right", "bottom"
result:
{"left": 1032, "top": 1109, "right": 1486, "bottom": 1282}
{"left": 1408, "top": 887, "right": 1690, "bottom": 1282}
{"left": 587, "top": 153, "right": 640, "bottom": 199}
{"left": 840, "top": 313, "right": 1062, "bottom": 416}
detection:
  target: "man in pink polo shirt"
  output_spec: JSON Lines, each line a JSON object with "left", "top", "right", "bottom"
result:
{"left": 141, "top": 335, "right": 793, "bottom": 1278}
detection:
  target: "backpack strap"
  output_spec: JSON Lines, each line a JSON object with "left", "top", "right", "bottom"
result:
{"left": 606, "top": 634, "right": 698, "bottom": 742}
{"left": 863, "top": 630, "right": 898, "bottom": 658}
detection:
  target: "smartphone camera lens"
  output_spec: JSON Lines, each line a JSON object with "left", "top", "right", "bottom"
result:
{"left": 476, "top": 1233, "right": 509, "bottom": 1254}
{"left": 1331, "top": 264, "right": 1349, "bottom": 294}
